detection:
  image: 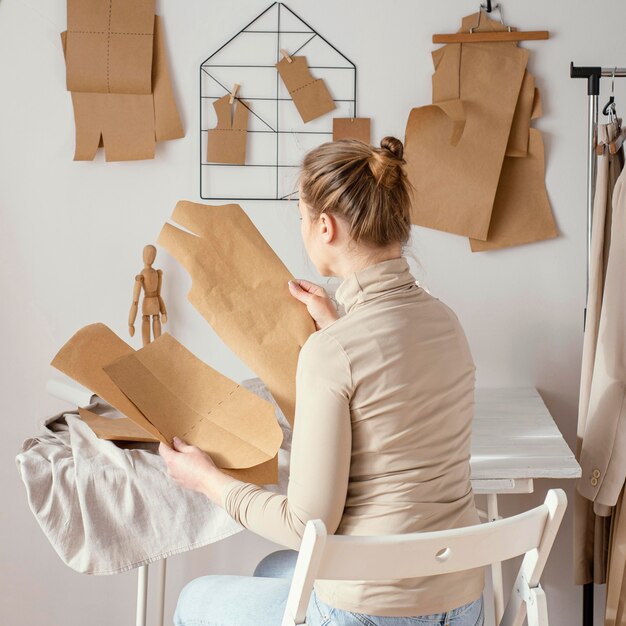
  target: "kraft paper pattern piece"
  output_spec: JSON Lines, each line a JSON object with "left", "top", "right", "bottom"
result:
{"left": 157, "top": 201, "right": 316, "bottom": 427}
{"left": 79, "top": 406, "right": 159, "bottom": 442}
{"left": 104, "top": 333, "right": 282, "bottom": 471}
{"left": 65, "top": 0, "right": 155, "bottom": 95}
{"left": 207, "top": 94, "right": 250, "bottom": 164}
{"left": 333, "top": 118, "right": 372, "bottom": 144}
{"left": 469, "top": 129, "right": 558, "bottom": 251}
{"left": 276, "top": 55, "right": 336, "bottom": 123}
{"left": 404, "top": 12, "right": 529, "bottom": 241}
{"left": 51, "top": 323, "right": 164, "bottom": 442}
{"left": 506, "top": 71, "right": 535, "bottom": 157}
{"left": 62, "top": 15, "right": 184, "bottom": 161}
{"left": 53, "top": 325, "right": 282, "bottom": 485}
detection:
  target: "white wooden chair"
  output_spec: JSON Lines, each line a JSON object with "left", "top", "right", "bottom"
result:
{"left": 281, "top": 488, "right": 567, "bottom": 626}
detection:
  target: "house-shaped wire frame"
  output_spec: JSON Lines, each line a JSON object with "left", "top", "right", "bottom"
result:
{"left": 200, "top": 2, "right": 357, "bottom": 200}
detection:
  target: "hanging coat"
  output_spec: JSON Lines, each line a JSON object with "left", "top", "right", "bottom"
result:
{"left": 596, "top": 165, "right": 626, "bottom": 626}
{"left": 575, "top": 121, "right": 625, "bottom": 585}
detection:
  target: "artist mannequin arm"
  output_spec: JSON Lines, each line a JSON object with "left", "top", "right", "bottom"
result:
{"left": 128, "top": 275, "right": 142, "bottom": 337}
{"left": 157, "top": 269, "right": 168, "bottom": 324}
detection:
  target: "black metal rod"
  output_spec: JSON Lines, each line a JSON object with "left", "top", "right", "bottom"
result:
{"left": 583, "top": 583, "right": 594, "bottom": 626}
{"left": 570, "top": 62, "right": 626, "bottom": 95}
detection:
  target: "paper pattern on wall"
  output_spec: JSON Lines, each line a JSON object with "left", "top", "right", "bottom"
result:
{"left": 506, "top": 71, "right": 535, "bottom": 157}
{"left": 62, "top": 13, "right": 184, "bottom": 161}
{"left": 469, "top": 129, "right": 558, "bottom": 251}
{"left": 207, "top": 94, "right": 250, "bottom": 164}
{"left": 333, "top": 118, "right": 372, "bottom": 143}
{"left": 276, "top": 55, "right": 336, "bottom": 123}
{"left": 65, "top": 0, "right": 155, "bottom": 94}
{"left": 157, "top": 201, "right": 316, "bottom": 427}
{"left": 404, "top": 11, "right": 556, "bottom": 249}
{"left": 405, "top": 26, "right": 528, "bottom": 240}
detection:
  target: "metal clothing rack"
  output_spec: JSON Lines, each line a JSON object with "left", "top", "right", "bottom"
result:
{"left": 570, "top": 62, "right": 626, "bottom": 626}
{"left": 570, "top": 64, "right": 626, "bottom": 290}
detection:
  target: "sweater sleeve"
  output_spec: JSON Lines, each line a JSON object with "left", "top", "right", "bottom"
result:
{"left": 220, "top": 331, "right": 353, "bottom": 550}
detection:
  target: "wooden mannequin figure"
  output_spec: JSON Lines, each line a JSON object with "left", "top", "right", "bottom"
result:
{"left": 128, "top": 245, "right": 168, "bottom": 346}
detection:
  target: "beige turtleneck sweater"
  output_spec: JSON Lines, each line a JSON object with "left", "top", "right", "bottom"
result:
{"left": 221, "top": 256, "right": 484, "bottom": 617}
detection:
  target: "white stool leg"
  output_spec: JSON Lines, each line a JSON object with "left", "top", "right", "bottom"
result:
{"left": 136, "top": 564, "right": 148, "bottom": 626}
{"left": 155, "top": 558, "right": 167, "bottom": 626}
{"left": 488, "top": 494, "right": 504, "bottom": 625}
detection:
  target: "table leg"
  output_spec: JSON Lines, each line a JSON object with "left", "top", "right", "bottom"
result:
{"left": 136, "top": 564, "right": 148, "bottom": 626}
{"left": 156, "top": 558, "right": 167, "bottom": 626}
{"left": 487, "top": 494, "right": 504, "bottom": 625}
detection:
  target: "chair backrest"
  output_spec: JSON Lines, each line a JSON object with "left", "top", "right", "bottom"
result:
{"left": 281, "top": 489, "right": 567, "bottom": 626}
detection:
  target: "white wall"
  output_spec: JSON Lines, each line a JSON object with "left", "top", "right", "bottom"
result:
{"left": 1, "top": 0, "right": 621, "bottom": 624}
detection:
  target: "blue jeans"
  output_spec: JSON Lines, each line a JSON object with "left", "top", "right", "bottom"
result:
{"left": 174, "top": 549, "right": 484, "bottom": 626}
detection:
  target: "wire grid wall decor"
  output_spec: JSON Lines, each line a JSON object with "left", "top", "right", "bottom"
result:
{"left": 200, "top": 2, "right": 357, "bottom": 200}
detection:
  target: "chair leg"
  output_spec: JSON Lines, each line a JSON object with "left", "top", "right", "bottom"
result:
{"left": 526, "top": 586, "right": 549, "bottom": 626}
{"left": 488, "top": 494, "right": 505, "bottom": 624}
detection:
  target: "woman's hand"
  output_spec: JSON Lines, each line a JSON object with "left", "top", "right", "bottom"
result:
{"left": 288, "top": 279, "right": 339, "bottom": 330}
{"left": 158, "top": 437, "right": 239, "bottom": 504}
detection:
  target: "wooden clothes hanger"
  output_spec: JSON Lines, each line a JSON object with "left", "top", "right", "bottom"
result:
{"left": 432, "top": 1, "right": 550, "bottom": 44}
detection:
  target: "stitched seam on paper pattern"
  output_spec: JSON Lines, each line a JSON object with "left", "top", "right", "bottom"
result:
{"left": 289, "top": 78, "right": 321, "bottom": 95}
{"left": 67, "top": 30, "right": 152, "bottom": 35}
{"left": 181, "top": 386, "right": 240, "bottom": 439}
{"left": 106, "top": 0, "right": 112, "bottom": 92}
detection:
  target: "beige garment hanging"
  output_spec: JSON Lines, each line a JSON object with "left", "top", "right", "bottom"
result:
{"left": 606, "top": 485, "right": 626, "bottom": 625}
{"left": 574, "top": 121, "right": 625, "bottom": 585}
{"left": 578, "top": 161, "right": 626, "bottom": 509}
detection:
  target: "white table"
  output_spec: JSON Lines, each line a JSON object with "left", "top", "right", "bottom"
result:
{"left": 470, "top": 387, "right": 581, "bottom": 624}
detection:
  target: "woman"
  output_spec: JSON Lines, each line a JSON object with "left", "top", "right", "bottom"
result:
{"left": 159, "top": 136, "right": 485, "bottom": 626}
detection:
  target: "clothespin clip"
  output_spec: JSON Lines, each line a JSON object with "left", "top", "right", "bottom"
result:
{"left": 280, "top": 48, "right": 293, "bottom": 63}
{"left": 229, "top": 83, "right": 240, "bottom": 104}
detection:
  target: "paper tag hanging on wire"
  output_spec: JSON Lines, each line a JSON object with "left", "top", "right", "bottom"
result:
{"left": 275, "top": 54, "right": 336, "bottom": 123}
{"left": 207, "top": 93, "right": 249, "bottom": 164}
{"left": 332, "top": 118, "right": 371, "bottom": 143}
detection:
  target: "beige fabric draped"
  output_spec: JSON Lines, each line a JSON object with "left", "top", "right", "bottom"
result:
{"left": 575, "top": 121, "right": 626, "bottom": 625}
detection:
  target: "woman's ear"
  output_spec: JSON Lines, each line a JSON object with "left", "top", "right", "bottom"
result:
{"left": 318, "top": 212, "right": 336, "bottom": 244}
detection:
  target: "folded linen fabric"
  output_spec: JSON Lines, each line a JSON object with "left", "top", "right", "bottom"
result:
{"left": 15, "top": 378, "right": 290, "bottom": 575}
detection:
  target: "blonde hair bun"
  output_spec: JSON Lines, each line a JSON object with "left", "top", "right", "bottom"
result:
{"left": 368, "top": 136, "right": 405, "bottom": 188}
{"left": 380, "top": 136, "right": 404, "bottom": 161}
